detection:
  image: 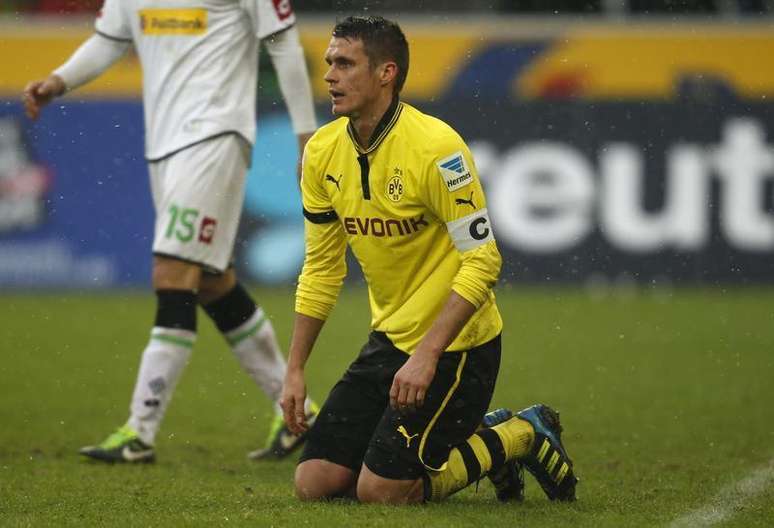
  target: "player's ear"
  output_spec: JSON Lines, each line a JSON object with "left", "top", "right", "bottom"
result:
{"left": 379, "top": 61, "right": 398, "bottom": 88}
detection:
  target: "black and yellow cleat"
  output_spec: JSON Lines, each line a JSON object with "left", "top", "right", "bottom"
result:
{"left": 488, "top": 457, "right": 526, "bottom": 502}
{"left": 516, "top": 404, "right": 578, "bottom": 501}
{"left": 482, "top": 408, "right": 526, "bottom": 502}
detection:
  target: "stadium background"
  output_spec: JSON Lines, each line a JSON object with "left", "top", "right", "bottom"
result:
{"left": 2, "top": 1, "right": 774, "bottom": 288}
{"left": 2, "top": 3, "right": 774, "bottom": 526}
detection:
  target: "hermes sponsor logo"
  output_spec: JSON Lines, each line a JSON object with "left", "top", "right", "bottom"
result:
{"left": 437, "top": 151, "right": 473, "bottom": 192}
{"left": 139, "top": 9, "right": 207, "bottom": 35}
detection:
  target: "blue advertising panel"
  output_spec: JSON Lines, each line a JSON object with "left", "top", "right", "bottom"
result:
{"left": 424, "top": 101, "right": 774, "bottom": 284}
{"left": 4, "top": 99, "right": 774, "bottom": 288}
{"left": 0, "top": 101, "right": 152, "bottom": 288}
{"left": 239, "top": 113, "right": 306, "bottom": 284}
{"left": 0, "top": 101, "right": 311, "bottom": 289}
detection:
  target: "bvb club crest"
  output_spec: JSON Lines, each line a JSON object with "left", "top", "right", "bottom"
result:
{"left": 386, "top": 168, "right": 404, "bottom": 202}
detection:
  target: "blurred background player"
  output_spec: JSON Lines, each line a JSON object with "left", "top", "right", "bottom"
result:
{"left": 22, "top": 0, "right": 319, "bottom": 463}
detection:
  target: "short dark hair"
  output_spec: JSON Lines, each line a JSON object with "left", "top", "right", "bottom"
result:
{"left": 332, "top": 16, "right": 409, "bottom": 95}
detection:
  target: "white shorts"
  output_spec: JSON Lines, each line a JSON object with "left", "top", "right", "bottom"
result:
{"left": 149, "top": 134, "right": 251, "bottom": 273}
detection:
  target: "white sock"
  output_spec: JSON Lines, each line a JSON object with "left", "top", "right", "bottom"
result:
{"left": 225, "top": 308, "right": 287, "bottom": 414}
{"left": 127, "top": 327, "right": 195, "bottom": 445}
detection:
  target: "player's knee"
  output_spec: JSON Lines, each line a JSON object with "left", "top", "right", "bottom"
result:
{"left": 152, "top": 256, "right": 201, "bottom": 291}
{"left": 356, "top": 469, "right": 423, "bottom": 504}
{"left": 356, "top": 480, "right": 405, "bottom": 504}
{"left": 294, "top": 474, "right": 324, "bottom": 501}
{"left": 294, "top": 461, "right": 352, "bottom": 501}
{"left": 198, "top": 269, "right": 236, "bottom": 305}
{"left": 355, "top": 478, "right": 383, "bottom": 504}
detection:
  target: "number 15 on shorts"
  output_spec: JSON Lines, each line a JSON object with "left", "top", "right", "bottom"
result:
{"left": 165, "top": 204, "right": 218, "bottom": 244}
{"left": 165, "top": 204, "right": 199, "bottom": 243}
{"left": 164, "top": 204, "right": 199, "bottom": 242}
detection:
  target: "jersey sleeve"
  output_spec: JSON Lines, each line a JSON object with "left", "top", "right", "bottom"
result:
{"left": 53, "top": 34, "right": 130, "bottom": 91}
{"left": 295, "top": 140, "right": 347, "bottom": 320}
{"left": 419, "top": 132, "right": 502, "bottom": 308}
{"left": 263, "top": 26, "right": 317, "bottom": 134}
{"left": 95, "top": 0, "right": 132, "bottom": 42}
{"left": 248, "top": 0, "right": 296, "bottom": 39}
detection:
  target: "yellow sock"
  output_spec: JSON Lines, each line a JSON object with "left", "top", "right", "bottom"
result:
{"left": 426, "top": 417, "right": 534, "bottom": 501}
{"left": 491, "top": 416, "right": 534, "bottom": 460}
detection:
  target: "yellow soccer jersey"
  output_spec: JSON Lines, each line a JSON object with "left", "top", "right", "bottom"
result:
{"left": 296, "top": 100, "right": 503, "bottom": 353}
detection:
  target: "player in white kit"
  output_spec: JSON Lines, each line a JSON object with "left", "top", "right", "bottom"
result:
{"left": 22, "top": 0, "right": 318, "bottom": 463}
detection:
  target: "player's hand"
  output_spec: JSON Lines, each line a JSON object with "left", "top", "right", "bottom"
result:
{"left": 390, "top": 352, "right": 438, "bottom": 412}
{"left": 280, "top": 368, "right": 308, "bottom": 435}
{"left": 22, "top": 75, "right": 66, "bottom": 121}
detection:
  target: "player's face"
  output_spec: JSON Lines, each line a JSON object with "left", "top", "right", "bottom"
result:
{"left": 324, "top": 37, "right": 382, "bottom": 117}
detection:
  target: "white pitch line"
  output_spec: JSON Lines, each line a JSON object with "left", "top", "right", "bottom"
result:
{"left": 669, "top": 459, "right": 774, "bottom": 528}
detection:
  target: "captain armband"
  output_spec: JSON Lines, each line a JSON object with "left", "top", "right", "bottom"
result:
{"left": 303, "top": 207, "right": 339, "bottom": 224}
{"left": 445, "top": 208, "right": 495, "bottom": 251}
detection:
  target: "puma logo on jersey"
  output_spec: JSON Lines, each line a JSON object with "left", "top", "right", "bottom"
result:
{"left": 325, "top": 174, "right": 343, "bottom": 191}
{"left": 343, "top": 215, "right": 428, "bottom": 237}
{"left": 397, "top": 425, "right": 418, "bottom": 448}
{"left": 139, "top": 9, "right": 207, "bottom": 35}
{"left": 455, "top": 192, "right": 476, "bottom": 209}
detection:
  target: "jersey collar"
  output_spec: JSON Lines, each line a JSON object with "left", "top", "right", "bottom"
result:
{"left": 347, "top": 97, "right": 403, "bottom": 156}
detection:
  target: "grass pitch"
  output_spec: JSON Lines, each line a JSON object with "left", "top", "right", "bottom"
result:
{"left": 1, "top": 286, "right": 773, "bottom": 527}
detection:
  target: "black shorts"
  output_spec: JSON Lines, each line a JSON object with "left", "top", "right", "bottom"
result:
{"left": 299, "top": 331, "right": 501, "bottom": 480}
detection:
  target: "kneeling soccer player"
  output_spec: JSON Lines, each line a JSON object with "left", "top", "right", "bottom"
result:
{"left": 279, "top": 15, "right": 578, "bottom": 504}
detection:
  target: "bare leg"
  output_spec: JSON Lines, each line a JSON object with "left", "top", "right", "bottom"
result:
{"left": 295, "top": 459, "right": 358, "bottom": 501}
{"left": 356, "top": 464, "right": 425, "bottom": 504}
